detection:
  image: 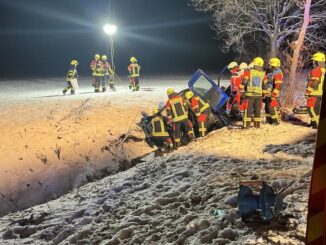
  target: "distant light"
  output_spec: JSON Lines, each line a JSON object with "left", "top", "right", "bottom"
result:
{"left": 103, "top": 24, "right": 117, "bottom": 35}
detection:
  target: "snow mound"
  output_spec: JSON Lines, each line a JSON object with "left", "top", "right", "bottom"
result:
{"left": 0, "top": 127, "right": 312, "bottom": 244}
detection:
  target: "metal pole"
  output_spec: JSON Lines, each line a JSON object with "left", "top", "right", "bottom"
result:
{"left": 109, "top": 35, "right": 115, "bottom": 85}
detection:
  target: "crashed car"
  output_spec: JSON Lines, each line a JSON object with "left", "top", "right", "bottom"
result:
{"left": 140, "top": 69, "right": 231, "bottom": 148}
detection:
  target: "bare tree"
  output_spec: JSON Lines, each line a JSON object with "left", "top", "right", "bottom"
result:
{"left": 282, "top": 0, "right": 326, "bottom": 105}
{"left": 284, "top": 0, "right": 312, "bottom": 106}
{"left": 190, "top": 0, "right": 326, "bottom": 59}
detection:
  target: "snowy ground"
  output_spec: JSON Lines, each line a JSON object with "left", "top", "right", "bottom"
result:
{"left": 0, "top": 75, "right": 316, "bottom": 244}
{"left": 0, "top": 74, "right": 222, "bottom": 216}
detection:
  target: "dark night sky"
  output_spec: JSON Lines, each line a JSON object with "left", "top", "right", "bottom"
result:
{"left": 0, "top": 0, "right": 233, "bottom": 78}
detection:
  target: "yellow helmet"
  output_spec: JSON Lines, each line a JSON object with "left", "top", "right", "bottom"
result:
{"left": 185, "top": 91, "right": 194, "bottom": 100}
{"left": 239, "top": 62, "right": 248, "bottom": 70}
{"left": 228, "top": 61, "right": 238, "bottom": 70}
{"left": 130, "top": 57, "right": 137, "bottom": 63}
{"left": 167, "top": 88, "right": 175, "bottom": 96}
{"left": 253, "top": 57, "right": 264, "bottom": 67}
{"left": 95, "top": 54, "right": 100, "bottom": 60}
{"left": 311, "top": 52, "right": 325, "bottom": 62}
{"left": 269, "top": 58, "right": 281, "bottom": 67}
{"left": 248, "top": 62, "right": 254, "bottom": 69}
{"left": 101, "top": 55, "right": 107, "bottom": 61}
{"left": 152, "top": 107, "right": 159, "bottom": 114}
{"left": 70, "top": 60, "right": 78, "bottom": 66}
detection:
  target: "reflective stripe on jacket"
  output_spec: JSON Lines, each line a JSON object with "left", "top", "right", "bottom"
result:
{"left": 309, "top": 67, "right": 325, "bottom": 97}
{"left": 90, "top": 60, "right": 104, "bottom": 77}
{"left": 66, "top": 68, "right": 78, "bottom": 81}
{"left": 190, "top": 96, "right": 210, "bottom": 117}
{"left": 151, "top": 116, "right": 169, "bottom": 137}
{"left": 166, "top": 95, "right": 188, "bottom": 122}
{"left": 266, "top": 68, "right": 283, "bottom": 97}
{"left": 246, "top": 69, "right": 265, "bottom": 96}
{"left": 129, "top": 63, "right": 141, "bottom": 78}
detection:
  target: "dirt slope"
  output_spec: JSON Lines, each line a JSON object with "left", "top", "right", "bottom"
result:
{"left": 0, "top": 121, "right": 315, "bottom": 244}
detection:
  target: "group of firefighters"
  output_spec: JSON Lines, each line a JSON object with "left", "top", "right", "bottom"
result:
{"left": 147, "top": 52, "right": 325, "bottom": 151}
{"left": 62, "top": 55, "right": 141, "bottom": 95}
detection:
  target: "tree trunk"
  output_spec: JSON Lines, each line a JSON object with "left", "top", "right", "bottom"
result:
{"left": 270, "top": 40, "right": 278, "bottom": 58}
{"left": 284, "top": 0, "right": 312, "bottom": 106}
{"left": 270, "top": 35, "right": 279, "bottom": 58}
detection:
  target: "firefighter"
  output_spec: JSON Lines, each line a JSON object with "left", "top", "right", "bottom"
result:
{"left": 101, "top": 55, "right": 116, "bottom": 91}
{"left": 239, "top": 63, "right": 248, "bottom": 76}
{"left": 305, "top": 52, "right": 325, "bottom": 128}
{"left": 90, "top": 54, "right": 105, "bottom": 92}
{"left": 63, "top": 60, "right": 79, "bottom": 95}
{"left": 150, "top": 107, "right": 173, "bottom": 150}
{"left": 185, "top": 91, "right": 211, "bottom": 137}
{"left": 264, "top": 58, "right": 283, "bottom": 125}
{"left": 240, "top": 57, "right": 267, "bottom": 128}
{"left": 165, "top": 88, "right": 195, "bottom": 149}
{"left": 128, "top": 57, "right": 141, "bottom": 91}
{"left": 226, "top": 61, "right": 243, "bottom": 117}
{"left": 238, "top": 62, "right": 249, "bottom": 116}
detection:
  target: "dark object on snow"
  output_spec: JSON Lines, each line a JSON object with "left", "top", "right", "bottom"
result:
{"left": 237, "top": 181, "right": 291, "bottom": 222}
{"left": 282, "top": 111, "right": 309, "bottom": 126}
{"left": 138, "top": 112, "right": 155, "bottom": 148}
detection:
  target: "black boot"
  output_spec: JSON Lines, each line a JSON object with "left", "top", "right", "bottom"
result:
{"left": 266, "top": 117, "right": 273, "bottom": 124}
{"left": 311, "top": 121, "right": 318, "bottom": 129}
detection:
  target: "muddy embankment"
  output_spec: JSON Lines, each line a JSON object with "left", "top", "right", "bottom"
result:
{"left": 0, "top": 97, "right": 154, "bottom": 216}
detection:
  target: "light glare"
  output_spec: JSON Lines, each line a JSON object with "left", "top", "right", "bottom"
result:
{"left": 103, "top": 24, "right": 117, "bottom": 35}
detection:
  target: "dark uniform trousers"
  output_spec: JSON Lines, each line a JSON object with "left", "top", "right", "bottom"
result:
{"left": 244, "top": 96, "right": 262, "bottom": 128}
{"left": 173, "top": 119, "right": 193, "bottom": 147}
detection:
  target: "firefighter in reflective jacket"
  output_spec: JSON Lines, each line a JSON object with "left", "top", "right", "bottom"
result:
{"left": 101, "top": 55, "right": 115, "bottom": 91}
{"left": 165, "top": 88, "right": 195, "bottom": 148}
{"left": 226, "top": 61, "right": 243, "bottom": 116}
{"left": 63, "top": 60, "right": 79, "bottom": 95}
{"left": 90, "top": 54, "right": 105, "bottom": 93}
{"left": 128, "top": 57, "right": 141, "bottom": 91}
{"left": 264, "top": 58, "right": 283, "bottom": 125}
{"left": 240, "top": 57, "right": 267, "bottom": 128}
{"left": 305, "top": 52, "right": 325, "bottom": 128}
{"left": 150, "top": 107, "right": 173, "bottom": 150}
{"left": 185, "top": 91, "right": 211, "bottom": 137}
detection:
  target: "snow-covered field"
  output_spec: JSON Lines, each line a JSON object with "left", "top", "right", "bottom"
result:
{"left": 0, "top": 75, "right": 219, "bottom": 216}
{"left": 0, "top": 75, "right": 316, "bottom": 244}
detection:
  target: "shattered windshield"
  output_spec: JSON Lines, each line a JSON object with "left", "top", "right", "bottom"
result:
{"left": 192, "top": 75, "right": 213, "bottom": 98}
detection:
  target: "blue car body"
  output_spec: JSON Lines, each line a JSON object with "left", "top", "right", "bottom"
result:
{"left": 188, "top": 69, "right": 228, "bottom": 114}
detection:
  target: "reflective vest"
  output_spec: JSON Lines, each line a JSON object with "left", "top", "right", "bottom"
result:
{"left": 168, "top": 96, "right": 188, "bottom": 122}
{"left": 310, "top": 67, "right": 325, "bottom": 96}
{"left": 247, "top": 69, "right": 265, "bottom": 96}
{"left": 66, "top": 68, "right": 77, "bottom": 81}
{"left": 151, "top": 116, "right": 169, "bottom": 137}
{"left": 191, "top": 96, "right": 210, "bottom": 117}
{"left": 91, "top": 60, "right": 104, "bottom": 77}
{"left": 130, "top": 63, "right": 140, "bottom": 78}
{"left": 102, "top": 61, "right": 111, "bottom": 75}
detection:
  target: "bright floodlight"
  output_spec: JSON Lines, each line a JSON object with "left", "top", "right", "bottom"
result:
{"left": 103, "top": 24, "right": 117, "bottom": 35}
